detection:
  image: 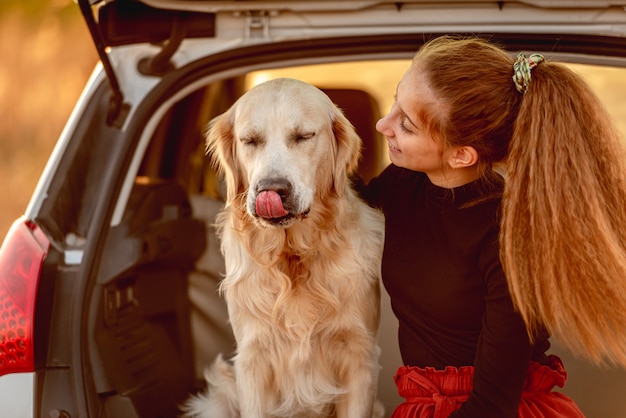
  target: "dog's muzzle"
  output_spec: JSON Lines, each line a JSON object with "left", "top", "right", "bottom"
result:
{"left": 252, "top": 178, "right": 308, "bottom": 226}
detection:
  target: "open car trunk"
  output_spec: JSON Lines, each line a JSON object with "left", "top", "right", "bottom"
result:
{"left": 14, "top": 1, "right": 626, "bottom": 417}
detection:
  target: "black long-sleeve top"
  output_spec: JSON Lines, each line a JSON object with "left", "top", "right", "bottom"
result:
{"left": 363, "top": 164, "right": 550, "bottom": 417}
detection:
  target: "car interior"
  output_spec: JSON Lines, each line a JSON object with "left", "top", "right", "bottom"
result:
{"left": 86, "top": 63, "right": 405, "bottom": 417}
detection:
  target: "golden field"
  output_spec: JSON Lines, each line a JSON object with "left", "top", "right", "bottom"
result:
{"left": 0, "top": 0, "right": 97, "bottom": 241}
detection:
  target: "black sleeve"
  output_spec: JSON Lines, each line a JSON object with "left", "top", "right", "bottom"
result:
{"left": 353, "top": 163, "right": 396, "bottom": 208}
{"left": 449, "top": 229, "right": 532, "bottom": 418}
{"left": 350, "top": 173, "right": 370, "bottom": 202}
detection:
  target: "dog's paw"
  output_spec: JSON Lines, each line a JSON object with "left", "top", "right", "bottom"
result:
{"left": 180, "top": 355, "right": 239, "bottom": 418}
{"left": 372, "top": 400, "right": 385, "bottom": 418}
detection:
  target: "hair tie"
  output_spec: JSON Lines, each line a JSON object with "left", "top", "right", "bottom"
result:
{"left": 512, "top": 52, "right": 545, "bottom": 95}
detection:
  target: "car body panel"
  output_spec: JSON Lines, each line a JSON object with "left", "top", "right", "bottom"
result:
{"left": 0, "top": 373, "right": 33, "bottom": 418}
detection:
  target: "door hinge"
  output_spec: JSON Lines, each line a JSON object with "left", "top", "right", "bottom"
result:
{"left": 78, "top": 0, "right": 130, "bottom": 128}
{"left": 241, "top": 10, "right": 275, "bottom": 39}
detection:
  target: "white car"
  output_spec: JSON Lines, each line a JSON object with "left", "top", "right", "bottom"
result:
{"left": 1, "top": 1, "right": 626, "bottom": 416}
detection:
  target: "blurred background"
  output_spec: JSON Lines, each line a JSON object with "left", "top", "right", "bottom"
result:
{"left": 0, "top": 0, "right": 97, "bottom": 241}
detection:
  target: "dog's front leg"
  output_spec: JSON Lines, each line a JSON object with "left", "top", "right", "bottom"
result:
{"left": 235, "top": 348, "right": 274, "bottom": 418}
{"left": 334, "top": 340, "right": 381, "bottom": 418}
{"left": 335, "top": 372, "right": 378, "bottom": 418}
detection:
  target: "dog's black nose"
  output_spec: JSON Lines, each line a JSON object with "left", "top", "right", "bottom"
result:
{"left": 256, "top": 178, "right": 292, "bottom": 198}
{"left": 255, "top": 178, "right": 292, "bottom": 219}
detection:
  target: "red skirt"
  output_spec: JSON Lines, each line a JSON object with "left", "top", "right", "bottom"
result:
{"left": 391, "top": 355, "right": 584, "bottom": 418}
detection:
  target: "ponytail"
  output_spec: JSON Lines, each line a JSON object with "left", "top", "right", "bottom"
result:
{"left": 501, "top": 60, "right": 626, "bottom": 366}
{"left": 416, "top": 36, "right": 626, "bottom": 366}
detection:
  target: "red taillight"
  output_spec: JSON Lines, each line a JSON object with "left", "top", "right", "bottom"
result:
{"left": 0, "top": 218, "right": 50, "bottom": 376}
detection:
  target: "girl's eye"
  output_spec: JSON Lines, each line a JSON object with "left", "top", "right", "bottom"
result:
{"left": 399, "top": 117, "right": 414, "bottom": 134}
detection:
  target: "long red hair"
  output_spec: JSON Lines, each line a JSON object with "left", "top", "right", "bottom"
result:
{"left": 415, "top": 35, "right": 626, "bottom": 366}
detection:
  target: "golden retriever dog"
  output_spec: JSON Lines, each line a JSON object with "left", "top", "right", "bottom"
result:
{"left": 183, "top": 78, "right": 385, "bottom": 418}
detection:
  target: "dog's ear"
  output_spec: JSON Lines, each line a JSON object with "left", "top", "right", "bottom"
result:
{"left": 331, "top": 106, "right": 362, "bottom": 192}
{"left": 206, "top": 108, "right": 246, "bottom": 203}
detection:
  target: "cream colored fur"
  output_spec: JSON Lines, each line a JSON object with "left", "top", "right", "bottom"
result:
{"left": 182, "top": 78, "right": 385, "bottom": 418}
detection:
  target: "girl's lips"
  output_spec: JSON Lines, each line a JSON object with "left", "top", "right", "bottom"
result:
{"left": 387, "top": 141, "right": 401, "bottom": 153}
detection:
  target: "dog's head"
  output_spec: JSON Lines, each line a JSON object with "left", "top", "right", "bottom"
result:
{"left": 206, "top": 78, "right": 361, "bottom": 228}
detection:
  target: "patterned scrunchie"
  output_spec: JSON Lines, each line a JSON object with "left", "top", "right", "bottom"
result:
{"left": 512, "top": 52, "right": 545, "bottom": 95}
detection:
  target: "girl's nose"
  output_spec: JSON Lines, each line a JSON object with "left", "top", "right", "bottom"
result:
{"left": 376, "top": 114, "right": 391, "bottom": 136}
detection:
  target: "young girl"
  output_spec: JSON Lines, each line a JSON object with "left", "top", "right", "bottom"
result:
{"left": 363, "top": 36, "right": 626, "bottom": 417}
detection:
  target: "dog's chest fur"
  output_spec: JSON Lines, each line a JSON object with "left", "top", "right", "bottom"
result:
{"left": 226, "top": 226, "right": 366, "bottom": 337}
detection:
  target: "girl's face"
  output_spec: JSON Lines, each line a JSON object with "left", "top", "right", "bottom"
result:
{"left": 376, "top": 64, "right": 460, "bottom": 184}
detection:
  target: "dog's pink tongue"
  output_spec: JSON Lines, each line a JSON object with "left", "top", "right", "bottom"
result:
{"left": 256, "top": 191, "right": 289, "bottom": 218}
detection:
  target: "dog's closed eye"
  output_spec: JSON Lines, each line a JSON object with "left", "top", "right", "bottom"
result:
{"left": 240, "top": 134, "right": 262, "bottom": 146}
{"left": 292, "top": 131, "right": 315, "bottom": 143}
